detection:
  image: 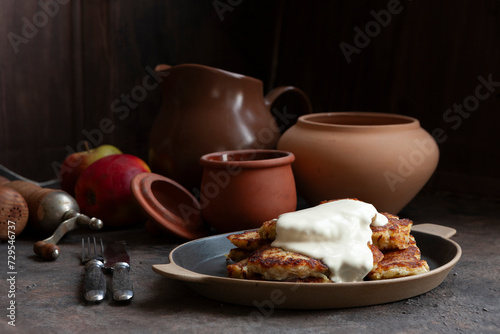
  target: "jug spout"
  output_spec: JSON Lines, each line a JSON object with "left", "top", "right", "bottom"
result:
{"left": 155, "top": 64, "right": 171, "bottom": 72}
{"left": 155, "top": 64, "right": 173, "bottom": 82}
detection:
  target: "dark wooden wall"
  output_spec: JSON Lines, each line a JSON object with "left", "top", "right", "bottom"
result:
{"left": 1, "top": 0, "right": 499, "bottom": 198}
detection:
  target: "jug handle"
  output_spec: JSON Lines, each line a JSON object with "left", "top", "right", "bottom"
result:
{"left": 264, "top": 86, "right": 313, "bottom": 132}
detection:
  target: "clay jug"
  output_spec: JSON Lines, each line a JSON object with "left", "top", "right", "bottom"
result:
{"left": 149, "top": 64, "right": 312, "bottom": 191}
{"left": 277, "top": 112, "right": 439, "bottom": 213}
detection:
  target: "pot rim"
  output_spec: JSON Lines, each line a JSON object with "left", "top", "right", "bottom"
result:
{"left": 199, "top": 149, "right": 295, "bottom": 169}
{"left": 298, "top": 112, "right": 419, "bottom": 129}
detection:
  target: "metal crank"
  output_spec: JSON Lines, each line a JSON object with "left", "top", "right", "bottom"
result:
{"left": 34, "top": 210, "right": 103, "bottom": 260}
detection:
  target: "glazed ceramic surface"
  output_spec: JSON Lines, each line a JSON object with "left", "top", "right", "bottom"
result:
{"left": 149, "top": 64, "right": 311, "bottom": 191}
{"left": 152, "top": 223, "right": 461, "bottom": 309}
{"left": 199, "top": 149, "right": 296, "bottom": 233}
{"left": 277, "top": 112, "right": 439, "bottom": 213}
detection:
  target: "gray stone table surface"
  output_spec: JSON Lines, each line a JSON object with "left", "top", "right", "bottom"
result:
{"left": 0, "top": 190, "right": 499, "bottom": 333}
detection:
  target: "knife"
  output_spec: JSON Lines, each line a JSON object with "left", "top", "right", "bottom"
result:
{"left": 104, "top": 241, "right": 133, "bottom": 301}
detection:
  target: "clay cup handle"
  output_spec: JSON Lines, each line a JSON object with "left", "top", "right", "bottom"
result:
{"left": 264, "top": 86, "right": 313, "bottom": 133}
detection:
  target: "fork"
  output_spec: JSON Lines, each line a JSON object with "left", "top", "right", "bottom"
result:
{"left": 81, "top": 237, "right": 106, "bottom": 302}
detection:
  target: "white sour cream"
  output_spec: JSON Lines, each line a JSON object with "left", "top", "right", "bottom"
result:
{"left": 271, "top": 199, "right": 388, "bottom": 283}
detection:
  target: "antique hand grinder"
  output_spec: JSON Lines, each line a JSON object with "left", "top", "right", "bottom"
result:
{"left": 2, "top": 180, "right": 103, "bottom": 260}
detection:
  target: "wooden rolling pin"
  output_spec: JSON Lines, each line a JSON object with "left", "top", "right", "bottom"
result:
{"left": 3, "top": 180, "right": 103, "bottom": 260}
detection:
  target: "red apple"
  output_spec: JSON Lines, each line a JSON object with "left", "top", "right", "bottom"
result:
{"left": 59, "top": 144, "right": 122, "bottom": 196}
{"left": 74, "top": 154, "right": 151, "bottom": 228}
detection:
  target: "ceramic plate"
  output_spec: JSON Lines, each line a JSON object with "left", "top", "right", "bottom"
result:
{"left": 152, "top": 223, "right": 461, "bottom": 309}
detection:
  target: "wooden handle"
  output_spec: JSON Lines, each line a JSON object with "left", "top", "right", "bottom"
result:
{"left": 5, "top": 181, "right": 56, "bottom": 225}
{"left": 33, "top": 240, "right": 60, "bottom": 260}
{"left": 5, "top": 180, "right": 42, "bottom": 196}
{"left": 0, "top": 176, "right": 9, "bottom": 185}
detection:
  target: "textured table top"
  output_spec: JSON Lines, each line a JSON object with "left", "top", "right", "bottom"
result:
{"left": 1, "top": 190, "right": 499, "bottom": 333}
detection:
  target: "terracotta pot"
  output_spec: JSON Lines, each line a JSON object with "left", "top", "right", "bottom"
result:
{"left": 277, "top": 112, "right": 439, "bottom": 213}
{"left": 199, "top": 149, "right": 296, "bottom": 233}
{"left": 149, "top": 63, "right": 311, "bottom": 192}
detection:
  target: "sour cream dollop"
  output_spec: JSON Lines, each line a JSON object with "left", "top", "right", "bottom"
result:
{"left": 271, "top": 199, "right": 388, "bottom": 283}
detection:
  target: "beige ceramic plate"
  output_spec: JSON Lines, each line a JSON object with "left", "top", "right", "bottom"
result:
{"left": 152, "top": 223, "right": 461, "bottom": 309}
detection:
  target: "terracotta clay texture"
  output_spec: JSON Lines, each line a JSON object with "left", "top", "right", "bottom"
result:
{"left": 148, "top": 63, "right": 311, "bottom": 191}
{"left": 277, "top": 112, "right": 439, "bottom": 213}
{"left": 199, "top": 149, "right": 296, "bottom": 233}
{"left": 131, "top": 172, "right": 209, "bottom": 240}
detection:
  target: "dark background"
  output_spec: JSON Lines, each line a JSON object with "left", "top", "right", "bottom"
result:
{"left": 1, "top": 0, "right": 499, "bottom": 198}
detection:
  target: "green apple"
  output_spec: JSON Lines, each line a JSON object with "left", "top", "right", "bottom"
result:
{"left": 59, "top": 144, "right": 122, "bottom": 196}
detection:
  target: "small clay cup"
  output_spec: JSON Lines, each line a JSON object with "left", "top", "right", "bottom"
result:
{"left": 199, "top": 149, "right": 296, "bottom": 233}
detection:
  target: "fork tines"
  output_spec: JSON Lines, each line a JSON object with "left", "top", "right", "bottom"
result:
{"left": 81, "top": 237, "right": 104, "bottom": 263}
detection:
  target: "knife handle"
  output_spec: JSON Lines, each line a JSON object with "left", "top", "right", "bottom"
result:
{"left": 83, "top": 259, "right": 106, "bottom": 302}
{"left": 111, "top": 262, "right": 133, "bottom": 301}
